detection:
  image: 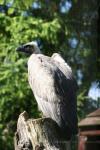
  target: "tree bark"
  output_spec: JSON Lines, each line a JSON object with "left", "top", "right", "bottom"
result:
{"left": 14, "top": 111, "right": 70, "bottom": 150}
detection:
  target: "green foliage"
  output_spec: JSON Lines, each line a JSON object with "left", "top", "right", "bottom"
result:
{"left": 0, "top": 11, "right": 63, "bottom": 150}
{"left": 0, "top": 0, "right": 98, "bottom": 149}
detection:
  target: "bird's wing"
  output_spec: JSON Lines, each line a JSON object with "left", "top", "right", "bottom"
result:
{"left": 54, "top": 69, "right": 78, "bottom": 135}
{"left": 51, "top": 53, "right": 72, "bottom": 77}
{"left": 51, "top": 53, "right": 78, "bottom": 133}
{"left": 51, "top": 53, "right": 78, "bottom": 91}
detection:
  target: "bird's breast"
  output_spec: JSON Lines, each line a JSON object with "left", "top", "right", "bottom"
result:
{"left": 28, "top": 54, "right": 57, "bottom": 96}
{"left": 27, "top": 54, "right": 63, "bottom": 104}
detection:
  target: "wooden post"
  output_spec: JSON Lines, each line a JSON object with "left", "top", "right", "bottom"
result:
{"left": 14, "top": 111, "right": 69, "bottom": 150}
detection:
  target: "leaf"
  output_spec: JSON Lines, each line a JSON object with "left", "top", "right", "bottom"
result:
{"left": 8, "top": 8, "right": 14, "bottom": 15}
{"left": 0, "top": 0, "right": 3, "bottom": 5}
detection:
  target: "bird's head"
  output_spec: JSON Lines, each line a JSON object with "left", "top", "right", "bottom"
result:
{"left": 16, "top": 41, "right": 41, "bottom": 55}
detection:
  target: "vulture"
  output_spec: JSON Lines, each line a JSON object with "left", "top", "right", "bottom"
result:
{"left": 17, "top": 41, "right": 78, "bottom": 140}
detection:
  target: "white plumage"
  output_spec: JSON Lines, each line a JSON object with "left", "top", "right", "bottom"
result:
{"left": 17, "top": 42, "right": 78, "bottom": 139}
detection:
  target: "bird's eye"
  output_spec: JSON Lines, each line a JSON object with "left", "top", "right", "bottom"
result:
{"left": 25, "top": 45, "right": 30, "bottom": 49}
{"left": 25, "top": 45, "right": 32, "bottom": 51}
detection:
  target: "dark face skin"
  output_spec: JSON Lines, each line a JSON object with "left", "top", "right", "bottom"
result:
{"left": 16, "top": 44, "right": 34, "bottom": 55}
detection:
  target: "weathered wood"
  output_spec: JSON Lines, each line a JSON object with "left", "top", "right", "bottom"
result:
{"left": 14, "top": 111, "right": 70, "bottom": 150}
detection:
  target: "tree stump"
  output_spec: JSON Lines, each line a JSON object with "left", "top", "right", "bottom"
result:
{"left": 14, "top": 111, "right": 70, "bottom": 150}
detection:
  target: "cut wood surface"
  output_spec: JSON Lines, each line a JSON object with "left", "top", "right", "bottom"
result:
{"left": 14, "top": 111, "right": 70, "bottom": 150}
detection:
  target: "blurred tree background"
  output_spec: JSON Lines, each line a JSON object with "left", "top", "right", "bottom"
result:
{"left": 0, "top": 0, "right": 99, "bottom": 149}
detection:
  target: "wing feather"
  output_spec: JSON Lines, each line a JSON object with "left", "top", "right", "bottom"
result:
{"left": 52, "top": 53, "right": 78, "bottom": 91}
{"left": 54, "top": 69, "right": 78, "bottom": 134}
